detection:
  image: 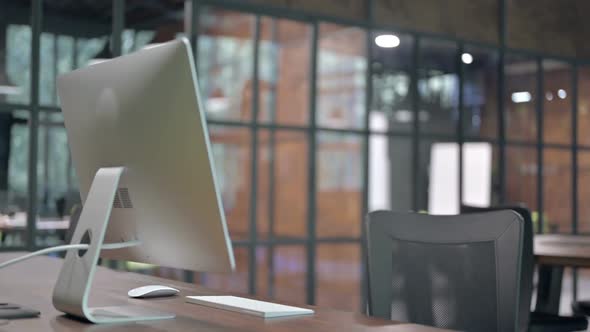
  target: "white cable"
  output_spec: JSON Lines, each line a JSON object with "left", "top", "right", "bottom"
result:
{"left": 0, "top": 241, "right": 140, "bottom": 270}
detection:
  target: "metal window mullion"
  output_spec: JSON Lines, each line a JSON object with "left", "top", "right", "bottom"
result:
{"left": 572, "top": 63, "right": 579, "bottom": 300}
{"left": 411, "top": 36, "right": 420, "bottom": 211}
{"left": 247, "top": 15, "right": 261, "bottom": 296}
{"left": 111, "top": 0, "right": 124, "bottom": 57}
{"left": 104, "top": 0, "right": 124, "bottom": 270}
{"left": 180, "top": 0, "right": 201, "bottom": 285}
{"left": 27, "top": 0, "right": 42, "bottom": 250}
{"left": 305, "top": 21, "right": 319, "bottom": 305}
{"left": 536, "top": 58, "right": 544, "bottom": 234}
{"left": 572, "top": 64, "right": 579, "bottom": 235}
{"left": 360, "top": 0, "right": 374, "bottom": 311}
{"left": 267, "top": 17, "right": 279, "bottom": 299}
{"left": 190, "top": 0, "right": 200, "bottom": 65}
{"left": 457, "top": 43, "right": 464, "bottom": 210}
{"left": 497, "top": 0, "right": 507, "bottom": 205}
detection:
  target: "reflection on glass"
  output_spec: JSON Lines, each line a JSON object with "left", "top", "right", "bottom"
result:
{"left": 40, "top": 34, "right": 76, "bottom": 106}
{"left": 76, "top": 37, "right": 109, "bottom": 68}
{"left": 316, "top": 244, "right": 360, "bottom": 310}
{"left": 368, "top": 135, "right": 412, "bottom": 211}
{"left": 40, "top": 2, "right": 112, "bottom": 106}
{"left": 418, "top": 39, "right": 459, "bottom": 135}
{"left": 0, "top": 111, "right": 29, "bottom": 248}
{"left": 258, "top": 17, "right": 310, "bottom": 125}
{"left": 258, "top": 130, "right": 308, "bottom": 239}
{"left": 199, "top": 247, "right": 248, "bottom": 293}
{"left": 198, "top": 7, "right": 254, "bottom": 122}
{"left": 505, "top": 54, "right": 537, "bottom": 142}
{"left": 579, "top": 67, "right": 590, "bottom": 146}
{"left": 317, "top": 23, "right": 366, "bottom": 129}
{"left": 317, "top": 133, "right": 362, "bottom": 238}
{"left": 543, "top": 148, "right": 571, "bottom": 233}
{"left": 425, "top": 142, "right": 495, "bottom": 215}
{"left": 463, "top": 47, "right": 498, "bottom": 139}
{"left": 579, "top": 152, "right": 590, "bottom": 233}
{"left": 370, "top": 32, "right": 413, "bottom": 133}
{"left": 505, "top": 146, "right": 539, "bottom": 227}
{"left": 543, "top": 61, "right": 571, "bottom": 145}
{"left": 268, "top": 245, "right": 307, "bottom": 304}
{"left": 123, "top": 2, "right": 186, "bottom": 54}
{"left": 36, "top": 112, "right": 76, "bottom": 247}
{"left": 1, "top": 22, "right": 31, "bottom": 104}
{"left": 209, "top": 126, "right": 250, "bottom": 240}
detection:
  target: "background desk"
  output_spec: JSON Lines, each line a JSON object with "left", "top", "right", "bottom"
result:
{"left": 534, "top": 234, "right": 590, "bottom": 314}
{"left": 0, "top": 253, "right": 449, "bottom": 332}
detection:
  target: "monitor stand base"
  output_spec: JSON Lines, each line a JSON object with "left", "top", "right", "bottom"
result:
{"left": 52, "top": 167, "right": 175, "bottom": 324}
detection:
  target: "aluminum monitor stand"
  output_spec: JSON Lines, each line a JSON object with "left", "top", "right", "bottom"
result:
{"left": 52, "top": 167, "right": 175, "bottom": 323}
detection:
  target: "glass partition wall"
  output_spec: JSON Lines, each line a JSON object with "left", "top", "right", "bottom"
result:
{"left": 0, "top": 0, "right": 588, "bottom": 311}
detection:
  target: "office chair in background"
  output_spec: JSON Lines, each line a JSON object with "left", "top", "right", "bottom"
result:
{"left": 364, "top": 210, "right": 530, "bottom": 332}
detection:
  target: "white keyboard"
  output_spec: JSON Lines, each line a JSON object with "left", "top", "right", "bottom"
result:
{"left": 186, "top": 295, "right": 314, "bottom": 318}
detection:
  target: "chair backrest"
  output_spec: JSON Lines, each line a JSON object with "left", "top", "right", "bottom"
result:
{"left": 461, "top": 205, "right": 534, "bottom": 332}
{"left": 364, "top": 210, "right": 530, "bottom": 332}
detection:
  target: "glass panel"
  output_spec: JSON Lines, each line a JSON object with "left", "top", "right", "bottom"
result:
{"left": 0, "top": 110, "right": 29, "bottom": 248}
{"left": 543, "top": 60, "right": 571, "bottom": 145}
{"left": 256, "top": 131, "right": 270, "bottom": 238}
{"left": 316, "top": 243, "right": 361, "bottom": 310}
{"left": 579, "top": 151, "right": 590, "bottom": 233}
{"left": 543, "top": 148, "right": 571, "bottom": 234}
{"left": 76, "top": 36, "right": 109, "bottom": 68}
{"left": 417, "top": 139, "right": 459, "bottom": 214}
{"left": 317, "top": 133, "right": 362, "bottom": 238}
{"left": 258, "top": 130, "right": 308, "bottom": 239}
{"left": 316, "top": 23, "right": 366, "bottom": 130}
{"left": 418, "top": 39, "right": 459, "bottom": 136}
{"left": 36, "top": 112, "right": 77, "bottom": 247}
{"left": 368, "top": 135, "right": 412, "bottom": 211}
{"left": 199, "top": 247, "right": 249, "bottom": 293}
{"left": 464, "top": 142, "right": 501, "bottom": 207}
{"left": 209, "top": 126, "right": 251, "bottom": 241}
{"left": 505, "top": 146, "right": 539, "bottom": 229}
{"left": 41, "top": 2, "right": 111, "bottom": 106}
{"left": 505, "top": 54, "right": 537, "bottom": 143}
{"left": 463, "top": 47, "right": 498, "bottom": 140}
{"left": 258, "top": 17, "right": 311, "bottom": 126}
{"left": 578, "top": 67, "right": 590, "bottom": 146}
{"left": 1, "top": 3, "right": 32, "bottom": 105}
{"left": 123, "top": 1, "right": 186, "bottom": 54}
{"left": 272, "top": 245, "right": 306, "bottom": 303}
{"left": 198, "top": 7, "right": 254, "bottom": 122}
{"left": 418, "top": 140, "right": 497, "bottom": 214}
{"left": 370, "top": 32, "right": 414, "bottom": 133}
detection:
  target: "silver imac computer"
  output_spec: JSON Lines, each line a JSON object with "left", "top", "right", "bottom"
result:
{"left": 53, "top": 38, "right": 235, "bottom": 324}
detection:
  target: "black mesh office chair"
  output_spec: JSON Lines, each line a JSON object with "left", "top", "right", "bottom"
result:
{"left": 461, "top": 205, "right": 588, "bottom": 332}
{"left": 364, "top": 210, "right": 530, "bottom": 332}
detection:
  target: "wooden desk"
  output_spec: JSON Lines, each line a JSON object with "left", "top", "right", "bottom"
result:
{"left": 0, "top": 253, "right": 449, "bottom": 332}
{"left": 535, "top": 234, "right": 590, "bottom": 267}
{"left": 533, "top": 234, "right": 590, "bottom": 314}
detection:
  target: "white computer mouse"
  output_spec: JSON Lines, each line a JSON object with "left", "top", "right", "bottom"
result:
{"left": 128, "top": 285, "right": 180, "bottom": 299}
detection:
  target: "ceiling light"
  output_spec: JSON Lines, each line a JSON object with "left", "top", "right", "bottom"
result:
{"left": 557, "top": 89, "right": 567, "bottom": 99}
{"left": 0, "top": 85, "right": 21, "bottom": 95}
{"left": 461, "top": 53, "right": 473, "bottom": 64}
{"left": 511, "top": 91, "right": 531, "bottom": 103}
{"left": 545, "top": 92, "right": 553, "bottom": 101}
{"left": 375, "top": 34, "right": 400, "bottom": 48}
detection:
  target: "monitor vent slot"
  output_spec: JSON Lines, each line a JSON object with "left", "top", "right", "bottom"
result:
{"left": 113, "top": 192, "right": 123, "bottom": 209}
{"left": 119, "top": 188, "right": 133, "bottom": 208}
{"left": 113, "top": 188, "right": 133, "bottom": 209}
